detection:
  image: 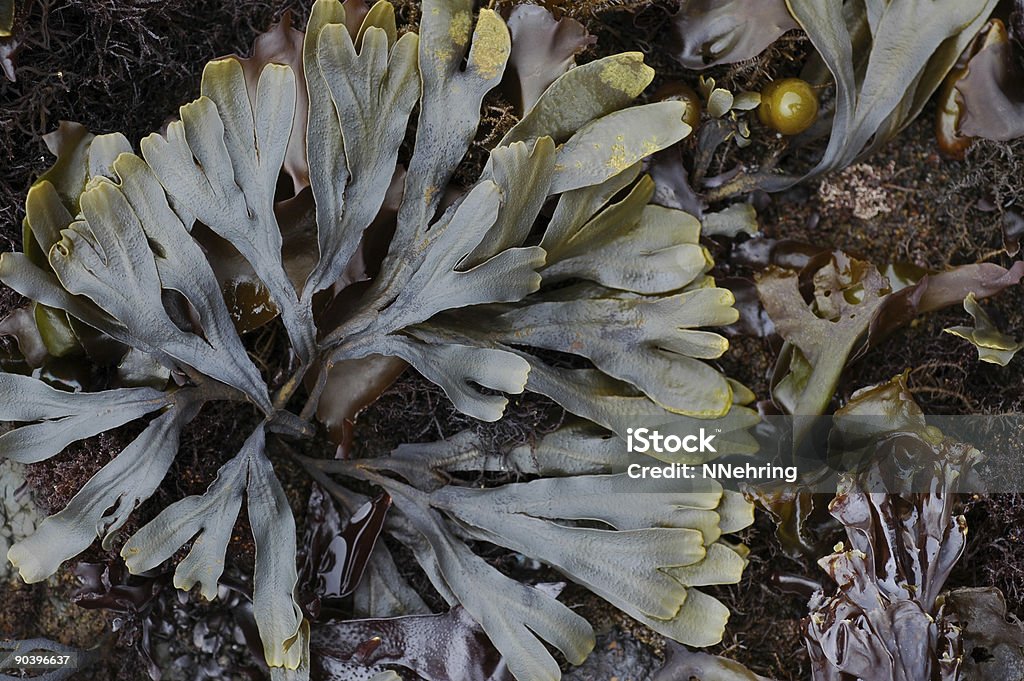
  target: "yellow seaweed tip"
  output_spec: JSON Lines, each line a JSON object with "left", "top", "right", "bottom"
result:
{"left": 469, "top": 10, "right": 510, "bottom": 81}
{"left": 598, "top": 53, "right": 653, "bottom": 95}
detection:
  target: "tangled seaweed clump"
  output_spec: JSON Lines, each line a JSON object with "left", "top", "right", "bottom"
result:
{"left": 0, "top": 0, "right": 761, "bottom": 678}
{"left": 3, "top": 0, "right": 1024, "bottom": 679}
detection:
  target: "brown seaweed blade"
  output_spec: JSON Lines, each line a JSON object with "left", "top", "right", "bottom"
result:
{"left": 668, "top": 0, "right": 797, "bottom": 70}
{"left": 501, "top": 4, "right": 593, "bottom": 114}
{"left": 312, "top": 607, "right": 512, "bottom": 681}
{"left": 803, "top": 379, "right": 978, "bottom": 681}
